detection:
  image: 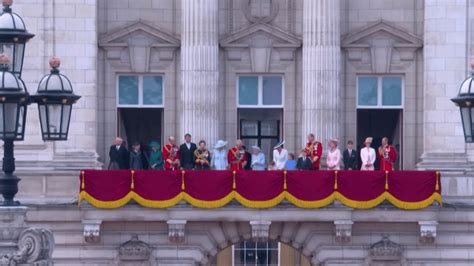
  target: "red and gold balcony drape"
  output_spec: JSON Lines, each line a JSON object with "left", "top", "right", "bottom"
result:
{"left": 78, "top": 170, "right": 442, "bottom": 210}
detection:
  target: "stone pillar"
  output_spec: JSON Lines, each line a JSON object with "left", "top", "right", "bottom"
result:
{"left": 301, "top": 0, "right": 341, "bottom": 146}
{"left": 417, "top": 0, "right": 469, "bottom": 170}
{"left": 181, "top": 0, "right": 219, "bottom": 145}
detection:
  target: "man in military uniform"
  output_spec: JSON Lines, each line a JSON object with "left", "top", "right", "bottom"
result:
{"left": 378, "top": 137, "right": 397, "bottom": 171}
{"left": 305, "top": 133, "right": 323, "bottom": 170}
{"left": 227, "top": 139, "right": 247, "bottom": 171}
{"left": 163, "top": 136, "right": 180, "bottom": 170}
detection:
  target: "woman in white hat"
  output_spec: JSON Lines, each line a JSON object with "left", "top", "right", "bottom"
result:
{"left": 273, "top": 140, "right": 288, "bottom": 170}
{"left": 251, "top": 146, "right": 266, "bottom": 171}
{"left": 360, "top": 137, "right": 376, "bottom": 171}
{"left": 211, "top": 140, "right": 228, "bottom": 170}
{"left": 326, "top": 138, "right": 341, "bottom": 170}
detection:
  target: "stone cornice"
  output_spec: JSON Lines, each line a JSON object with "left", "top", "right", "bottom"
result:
{"left": 342, "top": 19, "right": 423, "bottom": 48}
{"left": 99, "top": 20, "right": 180, "bottom": 49}
{"left": 220, "top": 22, "right": 301, "bottom": 48}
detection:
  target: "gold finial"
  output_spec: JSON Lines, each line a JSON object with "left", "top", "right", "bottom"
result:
{"left": 49, "top": 56, "right": 61, "bottom": 69}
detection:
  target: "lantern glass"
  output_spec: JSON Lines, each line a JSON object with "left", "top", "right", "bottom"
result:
{"left": 0, "top": 42, "right": 25, "bottom": 77}
{"left": 0, "top": 102, "right": 26, "bottom": 140}
{"left": 38, "top": 102, "right": 73, "bottom": 140}
{"left": 460, "top": 106, "right": 473, "bottom": 142}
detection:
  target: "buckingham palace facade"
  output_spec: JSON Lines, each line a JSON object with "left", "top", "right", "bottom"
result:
{"left": 5, "top": 0, "right": 474, "bottom": 265}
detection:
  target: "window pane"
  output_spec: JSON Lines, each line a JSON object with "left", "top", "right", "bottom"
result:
{"left": 261, "top": 120, "right": 278, "bottom": 136}
{"left": 143, "top": 76, "right": 163, "bottom": 105}
{"left": 382, "top": 77, "right": 402, "bottom": 106}
{"left": 241, "top": 121, "right": 258, "bottom": 136}
{"left": 239, "top": 76, "right": 258, "bottom": 105}
{"left": 262, "top": 76, "right": 282, "bottom": 105}
{"left": 358, "top": 77, "right": 378, "bottom": 106}
{"left": 118, "top": 76, "right": 138, "bottom": 105}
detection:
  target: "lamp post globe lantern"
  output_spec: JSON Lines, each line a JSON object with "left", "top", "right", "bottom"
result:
{"left": 451, "top": 60, "right": 474, "bottom": 143}
{"left": 0, "top": 0, "right": 34, "bottom": 78}
{"left": 31, "top": 57, "right": 81, "bottom": 141}
{"left": 0, "top": 53, "right": 28, "bottom": 206}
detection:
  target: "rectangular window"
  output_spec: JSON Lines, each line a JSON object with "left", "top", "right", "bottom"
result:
{"left": 232, "top": 241, "right": 280, "bottom": 266}
{"left": 117, "top": 75, "right": 164, "bottom": 107}
{"left": 357, "top": 76, "right": 403, "bottom": 108}
{"left": 238, "top": 75, "right": 283, "bottom": 107}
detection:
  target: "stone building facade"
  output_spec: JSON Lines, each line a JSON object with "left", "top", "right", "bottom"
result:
{"left": 4, "top": 0, "right": 474, "bottom": 265}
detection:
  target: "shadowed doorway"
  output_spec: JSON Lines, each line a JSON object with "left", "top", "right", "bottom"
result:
{"left": 357, "top": 109, "right": 402, "bottom": 170}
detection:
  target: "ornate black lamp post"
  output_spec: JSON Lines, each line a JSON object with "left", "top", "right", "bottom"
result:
{"left": 452, "top": 62, "right": 474, "bottom": 143}
{"left": 0, "top": 1, "right": 80, "bottom": 206}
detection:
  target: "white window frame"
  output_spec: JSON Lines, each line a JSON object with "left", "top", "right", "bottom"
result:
{"left": 116, "top": 74, "right": 165, "bottom": 108}
{"left": 356, "top": 75, "right": 404, "bottom": 109}
{"left": 231, "top": 241, "right": 281, "bottom": 266}
{"left": 236, "top": 75, "right": 284, "bottom": 108}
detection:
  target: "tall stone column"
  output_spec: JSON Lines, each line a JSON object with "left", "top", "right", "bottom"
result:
{"left": 301, "top": 0, "right": 341, "bottom": 146}
{"left": 181, "top": 0, "right": 219, "bottom": 145}
{"left": 417, "top": 0, "right": 469, "bottom": 170}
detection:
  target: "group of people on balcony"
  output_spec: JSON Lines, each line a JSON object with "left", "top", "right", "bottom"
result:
{"left": 109, "top": 133, "right": 397, "bottom": 172}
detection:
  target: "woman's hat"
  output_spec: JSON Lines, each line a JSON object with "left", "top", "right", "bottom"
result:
{"left": 274, "top": 140, "right": 285, "bottom": 149}
{"left": 214, "top": 140, "right": 228, "bottom": 149}
{"left": 149, "top": 141, "right": 160, "bottom": 148}
{"left": 251, "top": 145, "right": 261, "bottom": 151}
{"left": 364, "top": 137, "right": 373, "bottom": 144}
{"left": 329, "top": 138, "right": 339, "bottom": 144}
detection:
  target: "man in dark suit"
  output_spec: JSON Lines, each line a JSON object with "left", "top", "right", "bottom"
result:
{"left": 242, "top": 145, "right": 252, "bottom": 170}
{"left": 296, "top": 149, "right": 312, "bottom": 170}
{"left": 342, "top": 140, "right": 358, "bottom": 170}
{"left": 179, "top": 133, "right": 197, "bottom": 169}
{"left": 108, "top": 137, "right": 129, "bottom": 169}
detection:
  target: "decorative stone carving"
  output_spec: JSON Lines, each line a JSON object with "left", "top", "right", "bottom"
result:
{"left": 0, "top": 227, "right": 54, "bottom": 266}
{"left": 82, "top": 220, "right": 102, "bottom": 244}
{"left": 419, "top": 221, "right": 438, "bottom": 244}
{"left": 242, "top": 0, "right": 279, "bottom": 24}
{"left": 167, "top": 220, "right": 186, "bottom": 244}
{"left": 99, "top": 21, "right": 180, "bottom": 70}
{"left": 334, "top": 220, "right": 353, "bottom": 244}
{"left": 342, "top": 20, "right": 423, "bottom": 73}
{"left": 118, "top": 235, "right": 151, "bottom": 261}
{"left": 369, "top": 236, "right": 403, "bottom": 261}
{"left": 0, "top": 207, "right": 27, "bottom": 243}
{"left": 250, "top": 221, "right": 271, "bottom": 242}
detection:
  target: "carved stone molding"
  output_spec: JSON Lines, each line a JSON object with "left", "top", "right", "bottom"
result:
{"left": 242, "top": 0, "right": 279, "bottom": 24}
{"left": 167, "top": 220, "right": 187, "bottom": 244}
{"left": 250, "top": 221, "right": 271, "bottom": 242}
{"left": 0, "top": 227, "right": 54, "bottom": 266}
{"left": 334, "top": 220, "right": 353, "bottom": 244}
{"left": 342, "top": 20, "right": 423, "bottom": 73}
{"left": 82, "top": 220, "right": 102, "bottom": 244}
{"left": 118, "top": 235, "right": 151, "bottom": 261}
{"left": 369, "top": 236, "right": 403, "bottom": 261}
{"left": 419, "top": 221, "right": 438, "bottom": 244}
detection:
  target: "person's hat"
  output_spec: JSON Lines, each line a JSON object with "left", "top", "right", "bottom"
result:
{"left": 364, "top": 137, "right": 373, "bottom": 144}
{"left": 274, "top": 140, "right": 285, "bottom": 149}
{"left": 251, "top": 145, "right": 261, "bottom": 151}
{"left": 329, "top": 138, "right": 339, "bottom": 144}
{"left": 214, "top": 140, "right": 228, "bottom": 149}
{"left": 149, "top": 141, "right": 160, "bottom": 148}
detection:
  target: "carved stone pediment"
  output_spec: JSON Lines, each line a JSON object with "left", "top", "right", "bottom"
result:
{"left": 220, "top": 23, "right": 301, "bottom": 49}
{"left": 342, "top": 20, "right": 422, "bottom": 48}
{"left": 118, "top": 235, "right": 151, "bottom": 261}
{"left": 99, "top": 21, "right": 180, "bottom": 72}
{"left": 99, "top": 21, "right": 180, "bottom": 49}
{"left": 369, "top": 236, "right": 402, "bottom": 261}
{"left": 342, "top": 20, "right": 422, "bottom": 73}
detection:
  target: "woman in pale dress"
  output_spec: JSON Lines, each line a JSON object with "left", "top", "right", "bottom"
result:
{"left": 211, "top": 140, "right": 228, "bottom": 170}
{"left": 326, "top": 138, "right": 341, "bottom": 170}
{"left": 272, "top": 140, "right": 288, "bottom": 170}
{"left": 360, "top": 137, "right": 376, "bottom": 171}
